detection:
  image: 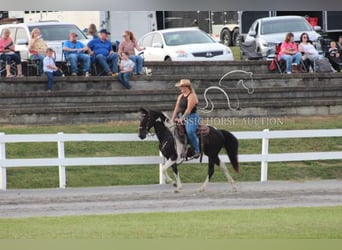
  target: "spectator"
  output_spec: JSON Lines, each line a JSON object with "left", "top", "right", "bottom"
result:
{"left": 63, "top": 32, "right": 90, "bottom": 76}
{"left": 118, "top": 52, "right": 135, "bottom": 89}
{"left": 328, "top": 41, "right": 341, "bottom": 72}
{"left": 87, "top": 24, "right": 98, "bottom": 39}
{"left": 0, "top": 28, "right": 24, "bottom": 77}
{"left": 279, "top": 32, "right": 302, "bottom": 74}
{"left": 298, "top": 32, "right": 321, "bottom": 72}
{"left": 87, "top": 29, "right": 118, "bottom": 76}
{"left": 29, "top": 28, "right": 48, "bottom": 74}
{"left": 118, "top": 30, "right": 145, "bottom": 75}
{"left": 43, "top": 48, "right": 63, "bottom": 91}
{"left": 337, "top": 35, "right": 342, "bottom": 51}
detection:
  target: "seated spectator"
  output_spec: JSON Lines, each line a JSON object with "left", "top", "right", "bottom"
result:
{"left": 63, "top": 32, "right": 90, "bottom": 76}
{"left": 279, "top": 32, "right": 302, "bottom": 74}
{"left": 0, "top": 28, "right": 24, "bottom": 77}
{"left": 328, "top": 41, "right": 342, "bottom": 72}
{"left": 298, "top": 32, "right": 322, "bottom": 72}
{"left": 29, "top": 28, "right": 48, "bottom": 74}
{"left": 337, "top": 35, "right": 342, "bottom": 52}
{"left": 87, "top": 24, "right": 98, "bottom": 39}
{"left": 118, "top": 52, "right": 135, "bottom": 89}
{"left": 118, "top": 30, "right": 145, "bottom": 75}
{"left": 87, "top": 29, "right": 118, "bottom": 76}
{"left": 43, "top": 48, "right": 63, "bottom": 91}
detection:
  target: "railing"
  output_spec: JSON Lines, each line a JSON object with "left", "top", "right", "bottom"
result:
{"left": 0, "top": 129, "right": 341, "bottom": 190}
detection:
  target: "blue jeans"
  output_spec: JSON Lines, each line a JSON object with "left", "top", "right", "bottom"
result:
{"left": 94, "top": 53, "right": 118, "bottom": 73}
{"left": 45, "top": 70, "right": 63, "bottom": 90}
{"left": 129, "top": 55, "right": 143, "bottom": 74}
{"left": 280, "top": 52, "right": 302, "bottom": 73}
{"left": 66, "top": 53, "right": 90, "bottom": 74}
{"left": 118, "top": 72, "right": 132, "bottom": 89}
{"left": 184, "top": 113, "right": 201, "bottom": 154}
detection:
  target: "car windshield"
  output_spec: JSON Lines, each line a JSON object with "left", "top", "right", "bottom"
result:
{"left": 163, "top": 30, "right": 214, "bottom": 46}
{"left": 28, "top": 24, "right": 87, "bottom": 41}
{"left": 261, "top": 19, "right": 312, "bottom": 35}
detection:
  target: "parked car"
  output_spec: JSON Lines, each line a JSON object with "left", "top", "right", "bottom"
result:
{"left": 244, "top": 15, "right": 322, "bottom": 57}
{"left": 0, "top": 22, "right": 89, "bottom": 62}
{"left": 138, "top": 28, "right": 234, "bottom": 61}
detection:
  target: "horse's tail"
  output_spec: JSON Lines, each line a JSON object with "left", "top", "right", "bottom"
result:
{"left": 220, "top": 129, "right": 239, "bottom": 173}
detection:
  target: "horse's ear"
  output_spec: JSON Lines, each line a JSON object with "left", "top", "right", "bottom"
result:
{"left": 140, "top": 107, "right": 148, "bottom": 114}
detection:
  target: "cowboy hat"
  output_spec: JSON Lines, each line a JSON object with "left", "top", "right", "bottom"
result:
{"left": 175, "top": 79, "right": 192, "bottom": 87}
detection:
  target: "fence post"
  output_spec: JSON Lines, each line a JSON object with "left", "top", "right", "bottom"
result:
{"left": 57, "top": 132, "right": 66, "bottom": 189}
{"left": 261, "top": 129, "right": 270, "bottom": 182}
{"left": 0, "top": 133, "right": 6, "bottom": 191}
{"left": 159, "top": 151, "right": 166, "bottom": 184}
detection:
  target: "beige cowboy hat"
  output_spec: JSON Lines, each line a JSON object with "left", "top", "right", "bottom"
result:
{"left": 175, "top": 79, "right": 192, "bottom": 87}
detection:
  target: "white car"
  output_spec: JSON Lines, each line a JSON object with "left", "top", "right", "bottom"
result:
{"left": 138, "top": 28, "right": 234, "bottom": 61}
{"left": 245, "top": 15, "right": 322, "bottom": 58}
{"left": 0, "top": 22, "right": 89, "bottom": 62}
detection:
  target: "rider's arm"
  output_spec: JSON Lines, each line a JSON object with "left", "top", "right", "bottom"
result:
{"left": 171, "top": 95, "right": 182, "bottom": 121}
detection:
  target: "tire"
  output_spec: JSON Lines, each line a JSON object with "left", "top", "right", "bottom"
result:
{"left": 221, "top": 29, "right": 232, "bottom": 47}
{"left": 164, "top": 57, "right": 172, "bottom": 62}
{"left": 232, "top": 28, "right": 240, "bottom": 46}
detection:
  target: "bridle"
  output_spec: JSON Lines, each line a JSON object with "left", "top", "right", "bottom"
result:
{"left": 139, "top": 112, "right": 155, "bottom": 137}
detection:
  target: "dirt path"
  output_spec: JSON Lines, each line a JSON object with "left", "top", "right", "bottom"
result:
{"left": 0, "top": 180, "right": 341, "bottom": 218}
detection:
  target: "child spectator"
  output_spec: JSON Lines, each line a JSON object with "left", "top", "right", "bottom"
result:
{"left": 43, "top": 48, "right": 63, "bottom": 91}
{"left": 118, "top": 52, "right": 135, "bottom": 89}
{"left": 328, "top": 41, "right": 341, "bottom": 72}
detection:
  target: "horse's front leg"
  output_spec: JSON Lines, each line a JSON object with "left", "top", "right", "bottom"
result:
{"left": 162, "top": 159, "right": 177, "bottom": 185}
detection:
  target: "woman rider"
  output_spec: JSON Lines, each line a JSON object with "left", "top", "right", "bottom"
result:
{"left": 171, "top": 79, "right": 201, "bottom": 159}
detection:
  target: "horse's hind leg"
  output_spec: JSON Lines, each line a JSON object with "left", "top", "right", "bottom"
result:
{"left": 171, "top": 163, "right": 182, "bottom": 193}
{"left": 200, "top": 157, "right": 215, "bottom": 192}
{"left": 217, "top": 157, "right": 237, "bottom": 192}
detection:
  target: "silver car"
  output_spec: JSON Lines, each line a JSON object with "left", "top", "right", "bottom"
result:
{"left": 245, "top": 15, "right": 322, "bottom": 57}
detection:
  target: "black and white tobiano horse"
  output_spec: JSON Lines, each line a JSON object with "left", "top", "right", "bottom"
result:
{"left": 138, "top": 108, "right": 239, "bottom": 193}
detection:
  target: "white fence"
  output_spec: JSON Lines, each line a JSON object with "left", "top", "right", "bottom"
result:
{"left": 0, "top": 129, "right": 342, "bottom": 190}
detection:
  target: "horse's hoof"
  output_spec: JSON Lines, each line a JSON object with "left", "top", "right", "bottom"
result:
{"left": 173, "top": 182, "right": 177, "bottom": 188}
{"left": 199, "top": 188, "right": 205, "bottom": 193}
{"left": 232, "top": 187, "right": 238, "bottom": 193}
{"left": 174, "top": 189, "right": 181, "bottom": 194}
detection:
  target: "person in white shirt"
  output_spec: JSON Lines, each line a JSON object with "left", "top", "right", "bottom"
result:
{"left": 118, "top": 52, "right": 135, "bottom": 89}
{"left": 43, "top": 48, "right": 63, "bottom": 91}
{"left": 298, "top": 33, "right": 321, "bottom": 62}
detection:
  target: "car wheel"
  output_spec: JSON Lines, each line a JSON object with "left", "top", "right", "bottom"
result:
{"left": 232, "top": 28, "right": 240, "bottom": 47}
{"left": 221, "top": 29, "right": 232, "bottom": 47}
{"left": 164, "top": 57, "right": 172, "bottom": 62}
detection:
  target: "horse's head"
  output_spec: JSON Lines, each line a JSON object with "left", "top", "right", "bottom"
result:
{"left": 139, "top": 108, "right": 168, "bottom": 139}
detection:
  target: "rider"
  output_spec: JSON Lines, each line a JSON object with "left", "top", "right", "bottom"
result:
{"left": 171, "top": 79, "right": 201, "bottom": 159}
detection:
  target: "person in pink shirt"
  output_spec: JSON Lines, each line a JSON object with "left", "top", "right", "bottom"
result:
{"left": 118, "top": 30, "right": 145, "bottom": 75}
{"left": 278, "top": 32, "right": 302, "bottom": 74}
{"left": 0, "top": 28, "right": 24, "bottom": 77}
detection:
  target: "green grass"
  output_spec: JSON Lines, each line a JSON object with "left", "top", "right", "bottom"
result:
{"left": 0, "top": 116, "right": 341, "bottom": 189}
{"left": 0, "top": 207, "right": 341, "bottom": 239}
{"left": 231, "top": 46, "right": 241, "bottom": 60}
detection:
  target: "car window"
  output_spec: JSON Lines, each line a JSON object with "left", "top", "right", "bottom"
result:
{"left": 261, "top": 19, "right": 312, "bottom": 34}
{"left": 255, "top": 22, "right": 259, "bottom": 35}
{"left": 15, "top": 27, "right": 28, "bottom": 44}
{"left": 152, "top": 33, "right": 163, "bottom": 45}
{"left": 141, "top": 33, "right": 153, "bottom": 47}
{"left": 163, "top": 30, "right": 214, "bottom": 46}
{"left": 28, "top": 25, "right": 87, "bottom": 41}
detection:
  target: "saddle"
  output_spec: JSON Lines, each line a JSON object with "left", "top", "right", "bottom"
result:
{"left": 175, "top": 124, "right": 210, "bottom": 161}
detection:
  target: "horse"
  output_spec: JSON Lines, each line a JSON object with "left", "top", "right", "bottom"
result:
{"left": 138, "top": 108, "right": 239, "bottom": 193}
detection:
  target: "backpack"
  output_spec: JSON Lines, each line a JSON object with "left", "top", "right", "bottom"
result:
{"left": 315, "top": 58, "right": 333, "bottom": 72}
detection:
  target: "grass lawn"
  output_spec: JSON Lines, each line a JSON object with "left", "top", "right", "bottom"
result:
{"left": 0, "top": 207, "right": 341, "bottom": 239}
{"left": 0, "top": 116, "right": 341, "bottom": 189}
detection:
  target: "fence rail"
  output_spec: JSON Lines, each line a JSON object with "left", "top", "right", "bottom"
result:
{"left": 0, "top": 129, "right": 342, "bottom": 190}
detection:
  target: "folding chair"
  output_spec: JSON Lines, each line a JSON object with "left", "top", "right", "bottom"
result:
{"left": 239, "top": 40, "right": 263, "bottom": 60}
{"left": 0, "top": 53, "right": 18, "bottom": 77}
{"left": 26, "top": 50, "right": 41, "bottom": 76}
